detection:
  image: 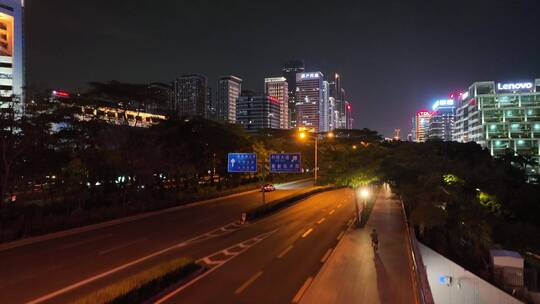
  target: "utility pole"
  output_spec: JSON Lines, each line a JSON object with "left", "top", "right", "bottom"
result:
{"left": 314, "top": 135, "right": 318, "bottom": 182}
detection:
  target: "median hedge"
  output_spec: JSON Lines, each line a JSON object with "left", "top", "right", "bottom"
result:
{"left": 72, "top": 258, "right": 201, "bottom": 304}
{"left": 245, "top": 187, "right": 334, "bottom": 220}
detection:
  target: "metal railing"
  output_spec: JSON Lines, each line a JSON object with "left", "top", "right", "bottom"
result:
{"left": 400, "top": 200, "right": 435, "bottom": 304}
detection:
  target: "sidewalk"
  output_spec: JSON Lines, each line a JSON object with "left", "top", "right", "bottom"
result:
{"left": 300, "top": 186, "right": 416, "bottom": 304}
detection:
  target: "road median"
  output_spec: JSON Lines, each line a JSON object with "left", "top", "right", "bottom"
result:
{"left": 71, "top": 257, "right": 202, "bottom": 304}
{"left": 243, "top": 186, "right": 336, "bottom": 221}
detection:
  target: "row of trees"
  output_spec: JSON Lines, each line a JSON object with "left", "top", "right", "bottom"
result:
{"left": 320, "top": 138, "right": 540, "bottom": 272}
{"left": 0, "top": 87, "right": 318, "bottom": 241}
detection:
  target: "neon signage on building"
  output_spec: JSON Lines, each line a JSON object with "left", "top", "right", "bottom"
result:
{"left": 496, "top": 82, "right": 534, "bottom": 92}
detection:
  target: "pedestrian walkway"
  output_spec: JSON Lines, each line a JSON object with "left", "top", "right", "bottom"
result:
{"left": 300, "top": 186, "right": 416, "bottom": 304}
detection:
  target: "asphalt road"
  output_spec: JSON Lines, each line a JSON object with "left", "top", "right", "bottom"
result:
{"left": 156, "top": 188, "right": 356, "bottom": 304}
{"left": 0, "top": 179, "right": 315, "bottom": 304}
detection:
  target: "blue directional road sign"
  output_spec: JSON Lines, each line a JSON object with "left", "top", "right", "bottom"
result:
{"left": 228, "top": 153, "right": 257, "bottom": 173}
{"left": 270, "top": 153, "right": 302, "bottom": 173}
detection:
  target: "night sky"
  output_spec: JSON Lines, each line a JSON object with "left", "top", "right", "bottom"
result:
{"left": 26, "top": 0, "right": 540, "bottom": 137}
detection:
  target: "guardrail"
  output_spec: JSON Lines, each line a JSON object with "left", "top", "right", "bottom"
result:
{"left": 400, "top": 200, "right": 435, "bottom": 304}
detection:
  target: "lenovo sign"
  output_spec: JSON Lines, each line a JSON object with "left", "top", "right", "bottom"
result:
{"left": 496, "top": 82, "right": 534, "bottom": 92}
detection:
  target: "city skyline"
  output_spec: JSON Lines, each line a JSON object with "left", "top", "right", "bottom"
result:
{"left": 24, "top": 0, "right": 540, "bottom": 137}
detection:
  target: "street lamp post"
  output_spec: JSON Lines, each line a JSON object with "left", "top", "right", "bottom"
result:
{"left": 298, "top": 131, "right": 333, "bottom": 183}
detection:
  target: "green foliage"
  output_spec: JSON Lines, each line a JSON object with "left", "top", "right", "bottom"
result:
{"left": 320, "top": 138, "right": 540, "bottom": 272}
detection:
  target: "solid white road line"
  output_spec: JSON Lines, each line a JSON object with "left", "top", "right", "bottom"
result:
{"left": 98, "top": 238, "right": 146, "bottom": 255}
{"left": 235, "top": 271, "right": 263, "bottom": 294}
{"left": 292, "top": 277, "right": 314, "bottom": 303}
{"left": 321, "top": 248, "right": 333, "bottom": 263}
{"left": 317, "top": 218, "right": 325, "bottom": 224}
{"left": 337, "top": 230, "right": 345, "bottom": 241}
{"left": 277, "top": 245, "right": 294, "bottom": 259}
{"left": 301, "top": 228, "right": 314, "bottom": 238}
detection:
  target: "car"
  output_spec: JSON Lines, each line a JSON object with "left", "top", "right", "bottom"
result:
{"left": 260, "top": 183, "right": 275, "bottom": 192}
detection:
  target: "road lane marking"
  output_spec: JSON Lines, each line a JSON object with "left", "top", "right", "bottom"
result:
{"left": 155, "top": 230, "right": 278, "bottom": 304}
{"left": 302, "top": 228, "right": 314, "bottom": 238}
{"left": 337, "top": 230, "right": 345, "bottom": 240}
{"left": 321, "top": 248, "right": 333, "bottom": 263}
{"left": 292, "top": 277, "right": 313, "bottom": 303}
{"left": 98, "top": 238, "right": 146, "bottom": 255}
{"left": 59, "top": 234, "right": 114, "bottom": 250}
{"left": 27, "top": 222, "right": 241, "bottom": 304}
{"left": 329, "top": 209, "right": 335, "bottom": 215}
{"left": 337, "top": 204, "right": 342, "bottom": 208}
{"left": 277, "top": 245, "right": 293, "bottom": 259}
{"left": 235, "top": 271, "right": 263, "bottom": 294}
{"left": 317, "top": 218, "right": 325, "bottom": 224}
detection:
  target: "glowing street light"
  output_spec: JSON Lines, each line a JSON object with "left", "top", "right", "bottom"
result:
{"left": 296, "top": 129, "right": 335, "bottom": 182}
{"left": 352, "top": 145, "right": 357, "bottom": 150}
{"left": 360, "top": 188, "right": 370, "bottom": 199}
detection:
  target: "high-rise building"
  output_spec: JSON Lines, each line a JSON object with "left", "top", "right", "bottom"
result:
{"left": 329, "top": 73, "right": 348, "bottom": 129}
{"left": 217, "top": 75, "right": 242, "bottom": 123}
{"left": 428, "top": 99, "right": 455, "bottom": 141}
{"left": 295, "top": 71, "right": 325, "bottom": 132}
{"left": 0, "top": 0, "right": 24, "bottom": 107}
{"left": 264, "top": 77, "right": 288, "bottom": 129}
{"left": 454, "top": 79, "right": 540, "bottom": 170}
{"left": 282, "top": 60, "right": 305, "bottom": 128}
{"left": 321, "top": 80, "right": 331, "bottom": 131}
{"left": 173, "top": 74, "right": 208, "bottom": 118}
{"left": 236, "top": 90, "right": 280, "bottom": 132}
{"left": 412, "top": 110, "right": 431, "bottom": 142}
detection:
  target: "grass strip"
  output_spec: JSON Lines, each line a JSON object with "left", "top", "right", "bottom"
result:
{"left": 72, "top": 257, "right": 201, "bottom": 304}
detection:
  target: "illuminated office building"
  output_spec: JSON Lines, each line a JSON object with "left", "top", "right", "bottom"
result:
{"left": 282, "top": 60, "right": 304, "bottom": 128}
{"left": 217, "top": 75, "right": 242, "bottom": 123}
{"left": 412, "top": 110, "right": 431, "bottom": 142}
{"left": 295, "top": 71, "right": 325, "bottom": 132}
{"left": 264, "top": 77, "right": 288, "bottom": 129}
{"left": 429, "top": 99, "right": 455, "bottom": 141}
{"left": 0, "top": 0, "right": 24, "bottom": 107}
{"left": 454, "top": 79, "right": 540, "bottom": 172}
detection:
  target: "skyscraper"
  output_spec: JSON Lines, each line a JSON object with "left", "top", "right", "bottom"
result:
{"left": 173, "top": 74, "right": 208, "bottom": 118}
{"left": 217, "top": 75, "right": 242, "bottom": 123}
{"left": 0, "top": 0, "right": 24, "bottom": 106}
{"left": 329, "top": 73, "right": 347, "bottom": 129}
{"left": 295, "top": 71, "right": 325, "bottom": 132}
{"left": 264, "top": 77, "right": 288, "bottom": 129}
{"left": 412, "top": 110, "right": 431, "bottom": 142}
{"left": 236, "top": 90, "right": 280, "bottom": 132}
{"left": 429, "top": 99, "right": 455, "bottom": 141}
{"left": 282, "top": 60, "right": 305, "bottom": 128}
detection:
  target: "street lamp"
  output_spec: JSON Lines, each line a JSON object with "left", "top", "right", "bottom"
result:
{"left": 354, "top": 187, "right": 370, "bottom": 227}
{"left": 297, "top": 130, "right": 333, "bottom": 183}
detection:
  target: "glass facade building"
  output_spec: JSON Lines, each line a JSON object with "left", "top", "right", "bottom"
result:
{"left": 217, "top": 75, "right": 242, "bottom": 123}
{"left": 454, "top": 79, "right": 540, "bottom": 170}
{"left": 236, "top": 91, "right": 280, "bottom": 132}
{"left": 264, "top": 77, "right": 288, "bottom": 129}
{"left": 429, "top": 99, "right": 455, "bottom": 141}
{"left": 0, "top": 0, "right": 24, "bottom": 107}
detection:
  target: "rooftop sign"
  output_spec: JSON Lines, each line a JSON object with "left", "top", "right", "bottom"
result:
{"left": 432, "top": 99, "right": 454, "bottom": 110}
{"left": 496, "top": 82, "right": 534, "bottom": 92}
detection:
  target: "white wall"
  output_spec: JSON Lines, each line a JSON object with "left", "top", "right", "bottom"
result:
{"left": 418, "top": 243, "right": 523, "bottom": 304}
